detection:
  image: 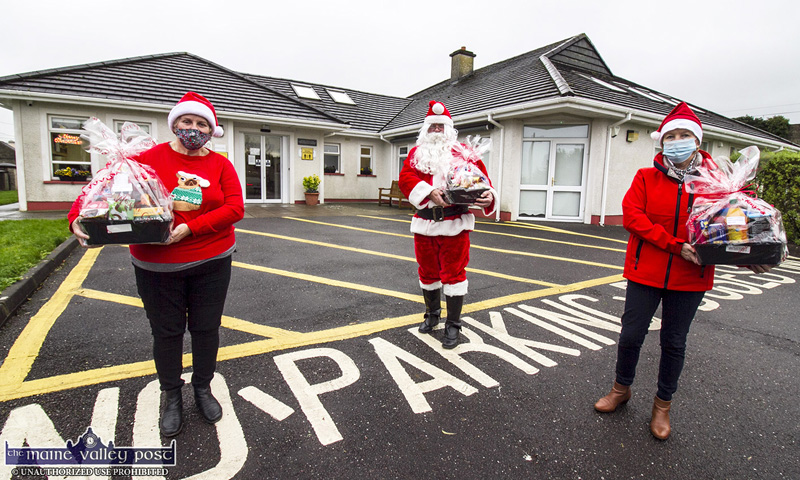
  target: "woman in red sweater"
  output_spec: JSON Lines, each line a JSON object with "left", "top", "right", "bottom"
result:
{"left": 69, "top": 92, "right": 244, "bottom": 437}
{"left": 593, "top": 103, "right": 772, "bottom": 440}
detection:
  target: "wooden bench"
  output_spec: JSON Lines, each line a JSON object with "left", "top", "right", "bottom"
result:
{"left": 378, "top": 180, "right": 411, "bottom": 208}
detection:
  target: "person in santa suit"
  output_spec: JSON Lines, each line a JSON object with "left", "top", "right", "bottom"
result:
{"left": 69, "top": 92, "right": 244, "bottom": 437}
{"left": 399, "top": 100, "right": 497, "bottom": 349}
{"left": 593, "top": 102, "right": 773, "bottom": 440}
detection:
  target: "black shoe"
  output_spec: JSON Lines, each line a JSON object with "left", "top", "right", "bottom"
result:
{"left": 442, "top": 325, "right": 460, "bottom": 349}
{"left": 161, "top": 388, "right": 184, "bottom": 437}
{"left": 194, "top": 386, "right": 223, "bottom": 424}
{"left": 418, "top": 289, "right": 442, "bottom": 334}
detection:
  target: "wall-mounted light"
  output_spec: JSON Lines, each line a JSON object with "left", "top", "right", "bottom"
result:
{"left": 260, "top": 124, "right": 270, "bottom": 133}
{"left": 626, "top": 130, "right": 639, "bottom": 142}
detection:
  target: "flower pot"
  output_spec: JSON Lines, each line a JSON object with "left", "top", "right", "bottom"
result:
{"left": 304, "top": 192, "right": 319, "bottom": 206}
{"left": 57, "top": 175, "right": 88, "bottom": 182}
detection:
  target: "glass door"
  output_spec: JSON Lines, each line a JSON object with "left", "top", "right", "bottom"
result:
{"left": 519, "top": 125, "right": 588, "bottom": 221}
{"left": 244, "top": 134, "right": 282, "bottom": 202}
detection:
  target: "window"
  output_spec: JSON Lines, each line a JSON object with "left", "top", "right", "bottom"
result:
{"left": 326, "top": 89, "right": 355, "bottom": 105}
{"left": 578, "top": 73, "right": 626, "bottom": 93}
{"left": 523, "top": 125, "right": 589, "bottom": 138}
{"left": 324, "top": 144, "right": 340, "bottom": 173}
{"left": 114, "top": 120, "right": 152, "bottom": 135}
{"left": 291, "top": 84, "right": 321, "bottom": 100}
{"left": 49, "top": 116, "right": 91, "bottom": 179}
{"left": 359, "top": 146, "right": 373, "bottom": 175}
{"left": 398, "top": 146, "right": 408, "bottom": 173}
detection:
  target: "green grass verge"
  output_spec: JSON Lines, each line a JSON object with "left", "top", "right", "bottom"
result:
{"left": 0, "top": 218, "right": 70, "bottom": 292}
{"left": 0, "top": 190, "right": 18, "bottom": 206}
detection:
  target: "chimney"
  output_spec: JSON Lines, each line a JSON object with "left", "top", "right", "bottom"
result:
{"left": 450, "top": 46, "right": 476, "bottom": 82}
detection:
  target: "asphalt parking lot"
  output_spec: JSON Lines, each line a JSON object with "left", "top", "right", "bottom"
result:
{"left": 1, "top": 203, "right": 798, "bottom": 479}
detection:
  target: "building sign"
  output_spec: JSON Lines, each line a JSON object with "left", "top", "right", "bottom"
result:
{"left": 298, "top": 138, "right": 317, "bottom": 147}
{"left": 301, "top": 148, "right": 314, "bottom": 161}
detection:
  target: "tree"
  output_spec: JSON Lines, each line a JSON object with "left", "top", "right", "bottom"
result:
{"left": 734, "top": 114, "right": 791, "bottom": 140}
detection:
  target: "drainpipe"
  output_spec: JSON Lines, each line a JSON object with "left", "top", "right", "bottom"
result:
{"left": 599, "top": 112, "right": 632, "bottom": 226}
{"left": 487, "top": 113, "right": 504, "bottom": 222}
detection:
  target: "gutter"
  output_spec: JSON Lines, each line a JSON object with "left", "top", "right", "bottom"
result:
{"left": 600, "top": 112, "right": 632, "bottom": 226}
{"left": 486, "top": 113, "right": 504, "bottom": 222}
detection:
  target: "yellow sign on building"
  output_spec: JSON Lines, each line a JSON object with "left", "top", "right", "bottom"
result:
{"left": 301, "top": 148, "right": 314, "bottom": 161}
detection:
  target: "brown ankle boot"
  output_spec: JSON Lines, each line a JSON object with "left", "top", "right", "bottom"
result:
{"left": 650, "top": 396, "right": 672, "bottom": 440}
{"left": 594, "top": 381, "right": 631, "bottom": 413}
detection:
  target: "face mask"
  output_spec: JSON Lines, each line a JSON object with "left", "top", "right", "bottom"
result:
{"left": 175, "top": 128, "right": 211, "bottom": 151}
{"left": 662, "top": 138, "right": 697, "bottom": 163}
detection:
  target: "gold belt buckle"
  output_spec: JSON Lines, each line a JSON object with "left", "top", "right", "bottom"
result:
{"left": 432, "top": 206, "right": 445, "bottom": 222}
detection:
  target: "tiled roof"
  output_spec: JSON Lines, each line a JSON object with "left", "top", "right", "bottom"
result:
{"left": 243, "top": 74, "right": 411, "bottom": 133}
{"left": 0, "top": 53, "right": 345, "bottom": 126}
{"left": 384, "top": 34, "right": 794, "bottom": 146}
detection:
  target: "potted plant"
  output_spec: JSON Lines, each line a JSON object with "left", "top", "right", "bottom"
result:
{"left": 302, "top": 174, "right": 321, "bottom": 206}
{"left": 324, "top": 165, "right": 337, "bottom": 174}
{"left": 360, "top": 166, "right": 373, "bottom": 175}
{"left": 54, "top": 167, "right": 91, "bottom": 181}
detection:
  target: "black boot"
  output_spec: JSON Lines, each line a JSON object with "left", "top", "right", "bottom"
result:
{"left": 161, "top": 387, "right": 184, "bottom": 437}
{"left": 418, "top": 289, "right": 442, "bottom": 334}
{"left": 442, "top": 295, "right": 464, "bottom": 349}
{"left": 194, "top": 385, "right": 223, "bottom": 424}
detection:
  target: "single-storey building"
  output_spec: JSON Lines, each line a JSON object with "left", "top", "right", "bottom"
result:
{"left": 0, "top": 33, "right": 794, "bottom": 223}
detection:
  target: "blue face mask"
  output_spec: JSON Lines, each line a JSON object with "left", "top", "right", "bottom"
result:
{"left": 662, "top": 138, "right": 697, "bottom": 163}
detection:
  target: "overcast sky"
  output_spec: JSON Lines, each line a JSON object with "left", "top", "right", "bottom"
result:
{"left": 2, "top": 0, "right": 799, "bottom": 142}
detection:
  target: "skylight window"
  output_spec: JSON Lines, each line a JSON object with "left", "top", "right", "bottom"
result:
{"left": 578, "top": 73, "right": 626, "bottom": 93}
{"left": 327, "top": 89, "right": 355, "bottom": 105}
{"left": 291, "top": 84, "right": 320, "bottom": 100}
{"left": 627, "top": 87, "right": 665, "bottom": 103}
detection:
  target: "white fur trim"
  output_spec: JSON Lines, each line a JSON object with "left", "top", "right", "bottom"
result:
{"left": 443, "top": 280, "right": 468, "bottom": 297}
{"left": 420, "top": 280, "right": 443, "bottom": 290}
{"left": 410, "top": 213, "right": 475, "bottom": 236}
{"left": 168, "top": 101, "right": 223, "bottom": 138}
{"left": 423, "top": 115, "right": 454, "bottom": 127}
{"left": 409, "top": 181, "right": 435, "bottom": 208}
{"left": 654, "top": 119, "right": 702, "bottom": 144}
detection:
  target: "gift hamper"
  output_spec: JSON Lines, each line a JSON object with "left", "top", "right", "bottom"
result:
{"left": 76, "top": 119, "right": 173, "bottom": 245}
{"left": 685, "top": 146, "right": 787, "bottom": 265}
{"left": 444, "top": 136, "right": 493, "bottom": 205}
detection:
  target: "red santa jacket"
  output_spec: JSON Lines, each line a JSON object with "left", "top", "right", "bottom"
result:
{"left": 399, "top": 145, "right": 496, "bottom": 236}
{"left": 622, "top": 151, "right": 715, "bottom": 291}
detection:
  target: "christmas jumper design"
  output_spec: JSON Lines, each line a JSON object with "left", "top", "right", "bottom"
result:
{"left": 171, "top": 171, "right": 210, "bottom": 211}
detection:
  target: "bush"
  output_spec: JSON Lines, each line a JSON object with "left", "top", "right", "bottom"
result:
{"left": 302, "top": 174, "right": 320, "bottom": 193}
{"left": 756, "top": 150, "right": 800, "bottom": 245}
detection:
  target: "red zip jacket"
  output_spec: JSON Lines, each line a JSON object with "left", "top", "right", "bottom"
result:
{"left": 622, "top": 151, "right": 715, "bottom": 291}
{"left": 68, "top": 143, "right": 244, "bottom": 264}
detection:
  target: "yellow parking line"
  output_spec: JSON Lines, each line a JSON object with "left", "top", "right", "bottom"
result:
{"left": 495, "top": 220, "right": 629, "bottom": 244}
{"left": 235, "top": 228, "right": 561, "bottom": 286}
{"left": 280, "top": 217, "right": 621, "bottom": 269}
{"left": 0, "top": 272, "right": 623, "bottom": 402}
{"left": 233, "top": 261, "right": 422, "bottom": 303}
{"left": 76, "top": 288, "right": 297, "bottom": 339}
{"left": 361, "top": 215, "right": 626, "bottom": 252}
{"left": 0, "top": 248, "right": 102, "bottom": 390}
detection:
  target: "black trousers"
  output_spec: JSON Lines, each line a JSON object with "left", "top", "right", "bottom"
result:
{"left": 134, "top": 256, "right": 232, "bottom": 391}
{"left": 615, "top": 280, "right": 706, "bottom": 401}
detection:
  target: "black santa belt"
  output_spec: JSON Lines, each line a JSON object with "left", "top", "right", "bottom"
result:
{"left": 415, "top": 205, "right": 469, "bottom": 222}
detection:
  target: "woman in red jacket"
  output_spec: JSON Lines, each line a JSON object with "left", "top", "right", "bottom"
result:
{"left": 593, "top": 102, "right": 771, "bottom": 440}
{"left": 69, "top": 92, "right": 244, "bottom": 437}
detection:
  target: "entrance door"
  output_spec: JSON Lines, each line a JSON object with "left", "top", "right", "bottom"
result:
{"left": 519, "top": 124, "right": 589, "bottom": 221}
{"left": 244, "top": 134, "right": 282, "bottom": 202}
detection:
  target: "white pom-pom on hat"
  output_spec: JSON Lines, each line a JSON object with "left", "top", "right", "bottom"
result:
{"left": 423, "top": 100, "right": 454, "bottom": 127}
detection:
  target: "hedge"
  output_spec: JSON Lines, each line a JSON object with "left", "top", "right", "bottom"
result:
{"left": 756, "top": 150, "right": 800, "bottom": 245}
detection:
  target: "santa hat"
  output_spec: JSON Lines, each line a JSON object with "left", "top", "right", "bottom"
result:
{"left": 651, "top": 102, "right": 702, "bottom": 144}
{"left": 423, "top": 101, "right": 454, "bottom": 127}
{"left": 168, "top": 92, "right": 224, "bottom": 137}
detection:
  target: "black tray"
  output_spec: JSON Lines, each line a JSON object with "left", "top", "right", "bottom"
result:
{"left": 445, "top": 187, "right": 488, "bottom": 205}
{"left": 694, "top": 242, "right": 785, "bottom": 265}
{"left": 78, "top": 218, "right": 171, "bottom": 246}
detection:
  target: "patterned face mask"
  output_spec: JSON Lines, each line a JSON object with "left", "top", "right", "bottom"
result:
{"left": 175, "top": 128, "right": 211, "bottom": 151}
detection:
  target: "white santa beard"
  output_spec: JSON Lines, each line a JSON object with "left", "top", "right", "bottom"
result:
{"left": 412, "top": 130, "right": 457, "bottom": 175}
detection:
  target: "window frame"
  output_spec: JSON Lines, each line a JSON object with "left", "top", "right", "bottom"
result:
{"left": 291, "top": 84, "right": 321, "bottom": 100}
{"left": 324, "top": 143, "right": 341, "bottom": 174}
{"left": 48, "top": 115, "right": 91, "bottom": 180}
{"left": 359, "top": 145, "right": 373, "bottom": 175}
